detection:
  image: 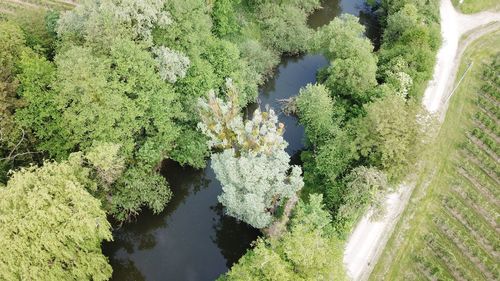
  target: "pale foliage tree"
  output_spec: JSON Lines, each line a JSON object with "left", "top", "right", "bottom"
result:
{"left": 198, "top": 80, "right": 286, "bottom": 155}
{"left": 85, "top": 142, "right": 125, "bottom": 186}
{"left": 198, "top": 80, "right": 303, "bottom": 228}
{"left": 57, "top": 0, "right": 172, "bottom": 42}
{"left": 212, "top": 149, "right": 303, "bottom": 228}
{"left": 152, "top": 45, "right": 190, "bottom": 83}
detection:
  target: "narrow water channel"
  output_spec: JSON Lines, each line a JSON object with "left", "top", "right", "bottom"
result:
{"left": 102, "top": 1, "right": 376, "bottom": 280}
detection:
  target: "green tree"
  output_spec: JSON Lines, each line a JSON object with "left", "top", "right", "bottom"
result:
{"left": 314, "top": 130, "right": 357, "bottom": 183}
{"left": 377, "top": 1, "right": 440, "bottom": 98}
{"left": 0, "top": 21, "right": 38, "bottom": 182}
{"left": 355, "top": 95, "right": 423, "bottom": 180}
{"left": 258, "top": 4, "right": 313, "bottom": 54}
{"left": 0, "top": 21, "right": 27, "bottom": 143}
{"left": 0, "top": 154, "right": 112, "bottom": 280}
{"left": 15, "top": 36, "right": 179, "bottom": 220}
{"left": 313, "top": 14, "right": 378, "bottom": 105}
{"left": 332, "top": 166, "right": 388, "bottom": 233}
{"left": 296, "top": 84, "right": 340, "bottom": 146}
{"left": 212, "top": 0, "right": 240, "bottom": 37}
{"left": 220, "top": 194, "right": 347, "bottom": 281}
{"left": 9, "top": 9, "right": 59, "bottom": 58}
{"left": 238, "top": 39, "right": 279, "bottom": 79}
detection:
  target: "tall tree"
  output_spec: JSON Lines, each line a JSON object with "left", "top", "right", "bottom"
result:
{"left": 199, "top": 81, "right": 303, "bottom": 228}
{"left": 0, "top": 154, "right": 112, "bottom": 280}
{"left": 313, "top": 14, "right": 378, "bottom": 106}
{"left": 0, "top": 21, "right": 39, "bottom": 182}
{"left": 355, "top": 94, "right": 424, "bottom": 180}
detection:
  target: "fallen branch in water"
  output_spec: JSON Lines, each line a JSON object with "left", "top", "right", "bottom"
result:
{"left": 278, "top": 97, "right": 298, "bottom": 116}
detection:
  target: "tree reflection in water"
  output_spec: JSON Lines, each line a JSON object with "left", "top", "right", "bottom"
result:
{"left": 211, "top": 203, "right": 260, "bottom": 268}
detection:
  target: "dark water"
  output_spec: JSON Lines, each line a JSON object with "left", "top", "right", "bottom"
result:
{"left": 308, "top": 0, "right": 381, "bottom": 47}
{"left": 103, "top": 1, "right": 378, "bottom": 280}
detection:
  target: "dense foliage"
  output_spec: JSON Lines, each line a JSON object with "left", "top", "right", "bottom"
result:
{"left": 313, "top": 15, "right": 378, "bottom": 110}
{"left": 295, "top": 0, "right": 438, "bottom": 235}
{"left": 0, "top": 0, "right": 443, "bottom": 279}
{"left": 2, "top": 0, "right": 321, "bottom": 221}
{"left": 219, "top": 194, "right": 347, "bottom": 281}
{"left": 0, "top": 154, "right": 112, "bottom": 280}
{"left": 377, "top": 0, "right": 441, "bottom": 98}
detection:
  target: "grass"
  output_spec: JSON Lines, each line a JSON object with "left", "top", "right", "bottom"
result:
{"left": 0, "top": 0, "right": 75, "bottom": 16}
{"left": 452, "top": 0, "right": 500, "bottom": 13}
{"left": 370, "top": 29, "right": 500, "bottom": 281}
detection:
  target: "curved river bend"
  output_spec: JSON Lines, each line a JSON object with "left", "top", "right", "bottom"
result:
{"left": 103, "top": 1, "right": 378, "bottom": 280}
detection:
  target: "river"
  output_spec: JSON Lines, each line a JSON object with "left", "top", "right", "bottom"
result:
{"left": 102, "top": 1, "right": 378, "bottom": 280}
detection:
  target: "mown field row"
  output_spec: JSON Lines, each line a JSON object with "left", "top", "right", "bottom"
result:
{"left": 452, "top": 0, "right": 500, "bottom": 14}
{"left": 370, "top": 30, "right": 500, "bottom": 281}
{"left": 0, "top": 0, "right": 75, "bottom": 16}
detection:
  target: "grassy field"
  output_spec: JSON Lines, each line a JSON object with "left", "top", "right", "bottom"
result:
{"left": 0, "top": 0, "right": 75, "bottom": 16}
{"left": 370, "top": 30, "right": 500, "bottom": 280}
{"left": 452, "top": 0, "right": 500, "bottom": 14}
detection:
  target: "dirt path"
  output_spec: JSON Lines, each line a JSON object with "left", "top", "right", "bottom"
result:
{"left": 423, "top": 0, "right": 500, "bottom": 114}
{"left": 343, "top": 1, "right": 500, "bottom": 280}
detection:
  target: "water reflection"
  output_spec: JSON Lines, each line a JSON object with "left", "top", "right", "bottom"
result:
{"left": 103, "top": 162, "right": 259, "bottom": 281}
{"left": 309, "top": 0, "right": 381, "bottom": 48}
{"left": 211, "top": 203, "right": 260, "bottom": 268}
{"left": 108, "top": 258, "right": 146, "bottom": 281}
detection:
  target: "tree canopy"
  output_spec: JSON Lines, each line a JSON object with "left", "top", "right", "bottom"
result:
{"left": 220, "top": 194, "right": 347, "bottom": 281}
{"left": 313, "top": 14, "right": 378, "bottom": 107}
{"left": 0, "top": 154, "right": 112, "bottom": 280}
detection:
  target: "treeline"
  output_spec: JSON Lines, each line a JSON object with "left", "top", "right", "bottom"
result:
{"left": 292, "top": 0, "right": 440, "bottom": 235}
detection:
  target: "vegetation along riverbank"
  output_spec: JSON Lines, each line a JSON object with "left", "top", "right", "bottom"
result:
{"left": 1, "top": 0, "right": 497, "bottom": 280}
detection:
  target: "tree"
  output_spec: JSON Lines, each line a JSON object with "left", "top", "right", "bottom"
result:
{"left": 383, "top": 4, "right": 419, "bottom": 43}
{"left": 296, "top": 84, "right": 340, "bottom": 146}
{"left": 313, "top": 14, "right": 378, "bottom": 105}
{"left": 8, "top": 9, "right": 59, "bottom": 58}
{"left": 0, "top": 21, "right": 27, "bottom": 145}
{"left": 212, "top": 149, "right": 303, "bottom": 228}
{"left": 57, "top": 0, "right": 172, "bottom": 43}
{"left": 355, "top": 94, "right": 423, "bottom": 180}
{"left": 314, "top": 130, "right": 357, "bottom": 183}
{"left": 220, "top": 194, "right": 347, "bottom": 280}
{"left": 332, "top": 166, "right": 388, "bottom": 233}
{"left": 0, "top": 21, "right": 39, "bottom": 182}
{"left": 15, "top": 35, "right": 179, "bottom": 220}
{"left": 0, "top": 154, "right": 112, "bottom": 280}
{"left": 377, "top": 1, "right": 440, "bottom": 98}
{"left": 237, "top": 39, "right": 279, "bottom": 79}
{"left": 152, "top": 45, "right": 190, "bottom": 83}
{"left": 199, "top": 81, "right": 302, "bottom": 229}
{"left": 212, "top": 0, "right": 240, "bottom": 37}
{"left": 258, "top": 4, "right": 313, "bottom": 54}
